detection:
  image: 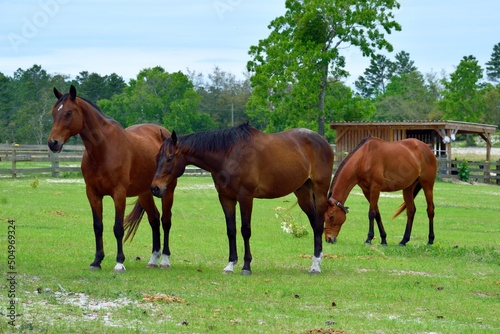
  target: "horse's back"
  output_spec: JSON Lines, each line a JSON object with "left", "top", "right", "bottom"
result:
{"left": 241, "top": 128, "right": 333, "bottom": 198}
{"left": 126, "top": 124, "right": 170, "bottom": 148}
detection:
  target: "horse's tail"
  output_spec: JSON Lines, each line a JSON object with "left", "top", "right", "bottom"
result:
{"left": 392, "top": 181, "right": 422, "bottom": 219}
{"left": 123, "top": 200, "right": 145, "bottom": 242}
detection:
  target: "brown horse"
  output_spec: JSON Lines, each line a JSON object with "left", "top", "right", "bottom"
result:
{"left": 324, "top": 136, "right": 436, "bottom": 246}
{"left": 146, "top": 123, "right": 333, "bottom": 274}
{"left": 47, "top": 85, "right": 175, "bottom": 272}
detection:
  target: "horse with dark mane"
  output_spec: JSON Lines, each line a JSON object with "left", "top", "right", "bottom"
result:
{"left": 48, "top": 85, "right": 175, "bottom": 272}
{"left": 143, "top": 123, "right": 333, "bottom": 274}
{"left": 324, "top": 136, "right": 436, "bottom": 246}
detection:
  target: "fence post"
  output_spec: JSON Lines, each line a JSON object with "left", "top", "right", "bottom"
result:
{"left": 497, "top": 159, "right": 500, "bottom": 185}
{"left": 50, "top": 151, "right": 60, "bottom": 178}
{"left": 12, "top": 149, "right": 17, "bottom": 178}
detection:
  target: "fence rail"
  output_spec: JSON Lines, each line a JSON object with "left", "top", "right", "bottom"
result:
{"left": 333, "top": 152, "right": 500, "bottom": 185}
{"left": 0, "top": 144, "right": 207, "bottom": 178}
{"left": 1, "top": 145, "right": 499, "bottom": 185}
{"left": 0, "top": 144, "right": 84, "bottom": 178}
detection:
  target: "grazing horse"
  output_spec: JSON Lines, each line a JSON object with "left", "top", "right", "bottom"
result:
{"left": 324, "top": 136, "right": 436, "bottom": 246}
{"left": 47, "top": 85, "right": 175, "bottom": 272}
{"left": 147, "top": 123, "right": 333, "bottom": 274}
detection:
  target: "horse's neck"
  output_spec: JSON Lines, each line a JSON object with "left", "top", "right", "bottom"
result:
{"left": 181, "top": 146, "right": 224, "bottom": 173}
{"left": 331, "top": 158, "right": 359, "bottom": 203}
{"left": 78, "top": 101, "right": 121, "bottom": 156}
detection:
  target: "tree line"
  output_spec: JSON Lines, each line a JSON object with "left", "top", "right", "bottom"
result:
{"left": 1, "top": 1, "right": 499, "bottom": 145}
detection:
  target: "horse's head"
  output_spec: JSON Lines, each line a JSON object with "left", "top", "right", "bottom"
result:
{"left": 47, "top": 85, "right": 84, "bottom": 153}
{"left": 324, "top": 197, "right": 349, "bottom": 244}
{"left": 151, "top": 131, "right": 186, "bottom": 197}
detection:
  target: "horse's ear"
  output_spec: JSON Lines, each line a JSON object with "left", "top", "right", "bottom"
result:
{"left": 53, "top": 87, "right": 63, "bottom": 99}
{"left": 160, "top": 130, "right": 168, "bottom": 142}
{"left": 69, "top": 85, "right": 77, "bottom": 100}
{"left": 171, "top": 131, "right": 177, "bottom": 145}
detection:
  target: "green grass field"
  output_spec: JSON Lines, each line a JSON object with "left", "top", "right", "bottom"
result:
{"left": 0, "top": 176, "right": 499, "bottom": 333}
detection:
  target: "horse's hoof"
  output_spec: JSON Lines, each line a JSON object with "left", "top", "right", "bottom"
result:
{"left": 365, "top": 242, "right": 372, "bottom": 246}
{"left": 381, "top": 243, "right": 388, "bottom": 247}
{"left": 113, "top": 263, "right": 126, "bottom": 273}
{"left": 222, "top": 270, "right": 234, "bottom": 274}
{"left": 160, "top": 264, "right": 170, "bottom": 270}
{"left": 398, "top": 243, "right": 406, "bottom": 247}
{"left": 241, "top": 270, "right": 252, "bottom": 276}
{"left": 309, "top": 269, "right": 321, "bottom": 274}
{"left": 89, "top": 265, "right": 101, "bottom": 270}
{"left": 147, "top": 264, "right": 159, "bottom": 268}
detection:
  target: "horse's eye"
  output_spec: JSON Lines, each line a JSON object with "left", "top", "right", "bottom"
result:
{"left": 65, "top": 111, "right": 72, "bottom": 117}
{"left": 166, "top": 154, "right": 174, "bottom": 162}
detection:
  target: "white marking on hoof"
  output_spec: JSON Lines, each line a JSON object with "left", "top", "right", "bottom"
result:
{"left": 222, "top": 261, "right": 236, "bottom": 274}
{"left": 114, "top": 263, "right": 126, "bottom": 272}
{"left": 309, "top": 253, "right": 322, "bottom": 274}
{"left": 160, "top": 255, "right": 171, "bottom": 269}
{"left": 147, "top": 251, "right": 161, "bottom": 268}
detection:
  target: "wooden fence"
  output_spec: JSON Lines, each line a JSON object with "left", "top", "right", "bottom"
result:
{"left": 333, "top": 152, "right": 500, "bottom": 185}
{"left": 1, "top": 145, "right": 499, "bottom": 184}
{"left": 0, "top": 144, "right": 207, "bottom": 178}
{"left": 0, "top": 144, "right": 84, "bottom": 178}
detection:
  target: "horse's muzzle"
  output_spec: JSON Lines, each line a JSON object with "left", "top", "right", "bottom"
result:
{"left": 48, "top": 139, "right": 63, "bottom": 153}
{"left": 326, "top": 236, "right": 337, "bottom": 244}
{"left": 151, "top": 185, "right": 166, "bottom": 198}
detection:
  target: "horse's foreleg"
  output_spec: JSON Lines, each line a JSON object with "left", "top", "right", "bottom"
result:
{"left": 90, "top": 207, "right": 104, "bottom": 269}
{"left": 112, "top": 194, "right": 127, "bottom": 272}
{"left": 87, "top": 192, "right": 104, "bottom": 269}
{"left": 239, "top": 196, "right": 254, "bottom": 276}
{"left": 160, "top": 179, "right": 177, "bottom": 269}
{"left": 219, "top": 195, "right": 238, "bottom": 273}
{"left": 139, "top": 194, "right": 162, "bottom": 268}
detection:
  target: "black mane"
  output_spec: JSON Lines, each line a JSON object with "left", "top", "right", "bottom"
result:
{"left": 330, "top": 135, "right": 373, "bottom": 190}
{"left": 179, "top": 123, "right": 256, "bottom": 154}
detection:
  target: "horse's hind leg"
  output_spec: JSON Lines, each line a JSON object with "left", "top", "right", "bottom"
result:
{"left": 138, "top": 194, "right": 161, "bottom": 268}
{"left": 294, "top": 182, "right": 324, "bottom": 274}
{"left": 399, "top": 186, "right": 417, "bottom": 246}
{"left": 421, "top": 181, "right": 435, "bottom": 245}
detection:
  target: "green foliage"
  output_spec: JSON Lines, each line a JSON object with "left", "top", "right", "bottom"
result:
{"left": 98, "top": 67, "right": 215, "bottom": 133}
{"left": 439, "top": 55, "right": 485, "bottom": 123}
{"left": 458, "top": 160, "right": 470, "bottom": 182}
{"left": 274, "top": 206, "right": 309, "bottom": 238}
{"left": 485, "top": 42, "right": 500, "bottom": 83}
{"left": 247, "top": 0, "right": 401, "bottom": 134}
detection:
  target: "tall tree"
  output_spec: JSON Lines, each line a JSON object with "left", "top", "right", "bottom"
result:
{"left": 247, "top": 0, "right": 401, "bottom": 135}
{"left": 355, "top": 54, "right": 394, "bottom": 98}
{"left": 194, "top": 67, "right": 251, "bottom": 129}
{"left": 75, "top": 71, "right": 126, "bottom": 101}
{"left": 355, "top": 50, "right": 416, "bottom": 99}
{"left": 10, "top": 65, "right": 68, "bottom": 143}
{"left": 98, "top": 67, "right": 214, "bottom": 134}
{"left": 485, "top": 42, "right": 500, "bottom": 83}
{"left": 439, "top": 55, "right": 485, "bottom": 122}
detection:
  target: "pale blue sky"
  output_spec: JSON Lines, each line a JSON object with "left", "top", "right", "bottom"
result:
{"left": 1, "top": 0, "right": 499, "bottom": 84}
